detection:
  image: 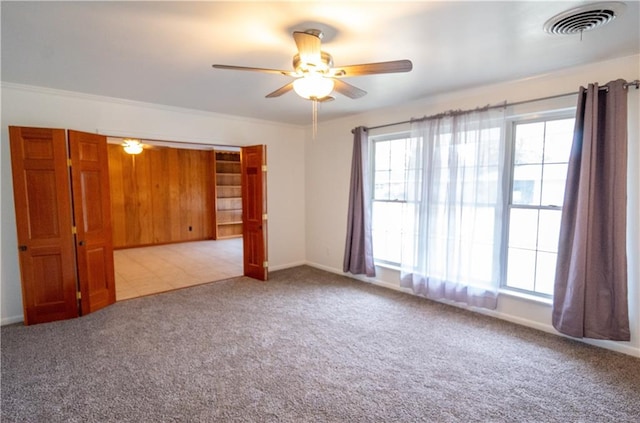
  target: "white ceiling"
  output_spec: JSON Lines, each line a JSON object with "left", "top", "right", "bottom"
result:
{"left": 2, "top": 1, "right": 638, "bottom": 126}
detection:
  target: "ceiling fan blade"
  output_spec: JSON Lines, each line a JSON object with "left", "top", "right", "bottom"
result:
{"left": 332, "top": 60, "right": 413, "bottom": 77}
{"left": 332, "top": 79, "right": 367, "bottom": 99}
{"left": 212, "top": 64, "right": 295, "bottom": 76}
{"left": 265, "top": 82, "right": 295, "bottom": 98}
{"left": 317, "top": 96, "right": 335, "bottom": 103}
{"left": 293, "top": 31, "right": 321, "bottom": 66}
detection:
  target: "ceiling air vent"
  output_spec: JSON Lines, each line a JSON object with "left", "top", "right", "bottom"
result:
{"left": 544, "top": 2, "right": 626, "bottom": 35}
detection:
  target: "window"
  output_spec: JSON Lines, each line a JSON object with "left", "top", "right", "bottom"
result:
{"left": 503, "top": 117, "right": 575, "bottom": 297}
{"left": 371, "top": 135, "right": 415, "bottom": 266}
{"left": 371, "top": 112, "right": 575, "bottom": 299}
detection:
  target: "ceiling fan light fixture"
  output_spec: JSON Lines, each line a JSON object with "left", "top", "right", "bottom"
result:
{"left": 122, "top": 139, "right": 143, "bottom": 155}
{"left": 293, "top": 74, "right": 334, "bottom": 100}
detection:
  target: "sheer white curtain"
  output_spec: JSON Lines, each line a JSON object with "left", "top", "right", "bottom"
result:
{"left": 400, "top": 108, "right": 506, "bottom": 309}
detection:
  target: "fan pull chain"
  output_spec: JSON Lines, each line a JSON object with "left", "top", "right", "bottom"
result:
{"left": 312, "top": 99, "right": 318, "bottom": 140}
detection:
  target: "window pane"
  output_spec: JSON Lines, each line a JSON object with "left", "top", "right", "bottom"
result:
{"left": 372, "top": 201, "right": 404, "bottom": 264}
{"left": 535, "top": 251, "right": 557, "bottom": 296}
{"left": 434, "top": 145, "right": 449, "bottom": 168}
{"left": 390, "top": 168, "right": 406, "bottom": 183}
{"left": 389, "top": 141, "right": 407, "bottom": 169}
{"left": 375, "top": 141, "right": 390, "bottom": 170}
{"left": 512, "top": 165, "right": 542, "bottom": 205}
{"left": 514, "top": 122, "right": 544, "bottom": 165}
{"left": 504, "top": 116, "right": 574, "bottom": 298}
{"left": 469, "top": 241, "right": 494, "bottom": 283}
{"left": 386, "top": 231, "right": 402, "bottom": 264}
{"left": 544, "top": 119, "right": 574, "bottom": 163}
{"left": 483, "top": 128, "right": 503, "bottom": 167}
{"left": 466, "top": 206, "right": 496, "bottom": 283}
{"left": 406, "top": 172, "right": 421, "bottom": 202}
{"left": 508, "top": 208, "right": 538, "bottom": 250}
{"left": 540, "top": 163, "right": 568, "bottom": 207}
{"left": 463, "top": 167, "right": 500, "bottom": 204}
{"left": 374, "top": 171, "right": 390, "bottom": 200}
{"left": 506, "top": 248, "right": 536, "bottom": 291}
{"left": 389, "top": 183, "right": 405, "bottom": 201}
{"left": 537, "top": 210, "right": 561, "bottom": 253}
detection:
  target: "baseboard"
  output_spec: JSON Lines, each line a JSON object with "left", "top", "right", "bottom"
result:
{"left": 303, "top": 262, "right": 344, "bottom": 276}
{"left": 1, "top": 315, "right": 24, "bottom": 326}
{"left": 305, "top": 262, "right": 416, "bottom": 294}
{"left": 304, "top": 261, "right": 640, "bottom": 358}
{"left": 473, "top": 307, "right": 640, "bottom": 358}
{"left": 269, "top": 261, "right": 307, "bottom": 272}
{"left": 577, "top": 338, "right": 640, "bottom": 357}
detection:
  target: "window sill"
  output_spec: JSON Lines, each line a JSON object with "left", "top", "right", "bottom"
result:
{"left": 375, "top": 261, "right": 553, "bottom": 306}
{"left": 374, "top": 261, "right": 402, "bottom": 272}
{"left": 499, "top": 288, "right": 553, "bottom": 306}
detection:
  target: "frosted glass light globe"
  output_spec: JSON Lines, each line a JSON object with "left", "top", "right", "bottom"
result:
{"left": 293, "top": 74, "right": 334, "bottom": 99}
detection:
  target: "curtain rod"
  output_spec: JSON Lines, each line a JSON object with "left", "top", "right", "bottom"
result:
{"left": 360, "top": 79, "right": 640, "bottom": 133}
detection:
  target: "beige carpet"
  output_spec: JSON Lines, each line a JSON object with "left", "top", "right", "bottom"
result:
{"left": 2, "top": 266, "right": 639, "bottom": 422}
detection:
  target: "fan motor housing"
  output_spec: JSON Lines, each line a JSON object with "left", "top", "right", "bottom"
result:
{"left": 293, "top": 51, "right": 334, "bottom": 74}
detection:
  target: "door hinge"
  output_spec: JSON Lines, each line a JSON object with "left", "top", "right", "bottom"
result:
{"left": 72, "top": 226, "right": 77, "bottom": 235}
{"left": 67, "top": 158, "right": 72, "bottom": 167}
{"left": 261, "top": 165, "right": 267, "bottom": 172}
{"left": 76, "top": 291, "right": 82, "bottom": 300}
{"left": 262, "top": 213, "right": 268, "bottom": 220}
{"left": 263, "top": 261, "right": 268, "bottom": 268}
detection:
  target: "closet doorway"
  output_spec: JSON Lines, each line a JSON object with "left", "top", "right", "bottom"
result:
{"left": 9, "top": 127, "right": 266, "bottom": 325}
{"left": 107, "top": 138, "right": 264, "bottom": 301}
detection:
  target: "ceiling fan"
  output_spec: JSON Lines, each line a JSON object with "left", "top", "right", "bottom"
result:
{"left": 212, "top": 29, "right": 413, "bottom": 102}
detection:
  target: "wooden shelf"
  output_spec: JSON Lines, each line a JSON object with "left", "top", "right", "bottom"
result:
{"left": 216, "top": 173, "right": 241, "bottom": 186}
{"left": 217, "top": 185, "right": 241, "bottom": 198}
{"left": 214, "top": 151, "right": 242, "bottom": 239}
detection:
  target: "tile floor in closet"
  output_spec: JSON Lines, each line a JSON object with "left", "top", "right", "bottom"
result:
{"left": 114, "top": 238, "right": 243, "bottom": 301}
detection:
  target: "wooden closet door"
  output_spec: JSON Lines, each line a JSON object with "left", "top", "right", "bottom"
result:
{"left": 68, "top": 130, "right": 116, "bottom": 314}
{"left": 241, "top": 145, "right": 268, "bottom": 281}
{"left": 8, "top": 126, "right": 79, "bottom": 325}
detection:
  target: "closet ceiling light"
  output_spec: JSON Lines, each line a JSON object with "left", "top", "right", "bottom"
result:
{"left": 122, "top": 139, "right": 143, "bottom": 155}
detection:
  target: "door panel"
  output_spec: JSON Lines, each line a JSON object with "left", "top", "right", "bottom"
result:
{"left": 68, "top": 130, "right": 116, "bottom": 314}
{"left": 241, "top": 145, "right": 268, "bottom": 281}
{"left": 8, "top": 126, "right": 79, "bottom": 324}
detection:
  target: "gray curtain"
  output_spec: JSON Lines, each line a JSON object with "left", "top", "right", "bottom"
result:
{"left": 343, "top": 126, "right": 375, "bottom": 277}
{"left": 553, "top": 79, "right": 630, "bottom": 341}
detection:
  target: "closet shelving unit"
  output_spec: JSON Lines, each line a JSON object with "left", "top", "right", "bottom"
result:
{"left": 213, "top": 150, "right": 242, "bottom": 239}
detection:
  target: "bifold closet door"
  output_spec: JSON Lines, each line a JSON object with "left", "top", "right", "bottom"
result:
{"left": 9, "top": 127, "right": 79, "bottom": 325}
{"left": 9, "top": 126, "right": 116, "bottom": 325}
{"left": 241, "top": 145, "right": 268, "bottom": 281}
{"left": 68, "top": 130, "right": 116, "bottom": 315}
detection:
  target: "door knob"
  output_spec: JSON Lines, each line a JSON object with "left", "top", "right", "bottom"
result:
{"left": 18, "top": 245, "right": 27, "bottom": 251}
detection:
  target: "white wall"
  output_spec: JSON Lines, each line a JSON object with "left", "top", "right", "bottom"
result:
{"left": 1, "top": 84, "right": 307, "bottom": 324}
{"left": 305, "top": 55, "right": 640, "bottom": 357}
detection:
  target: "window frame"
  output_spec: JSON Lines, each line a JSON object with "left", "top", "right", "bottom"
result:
{"left": 370, "top": 131, "right": 413, "bottom": 268}
{"left": 369, "top": 107, "right": 576, "bottom": 301}
{"left": 500, "top": 110, "right": 576, "bottom": 298}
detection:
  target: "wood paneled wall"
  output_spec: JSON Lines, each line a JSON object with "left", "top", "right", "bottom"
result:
{"left": 108, "top": 144, "right": 214, "bottom": 248}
